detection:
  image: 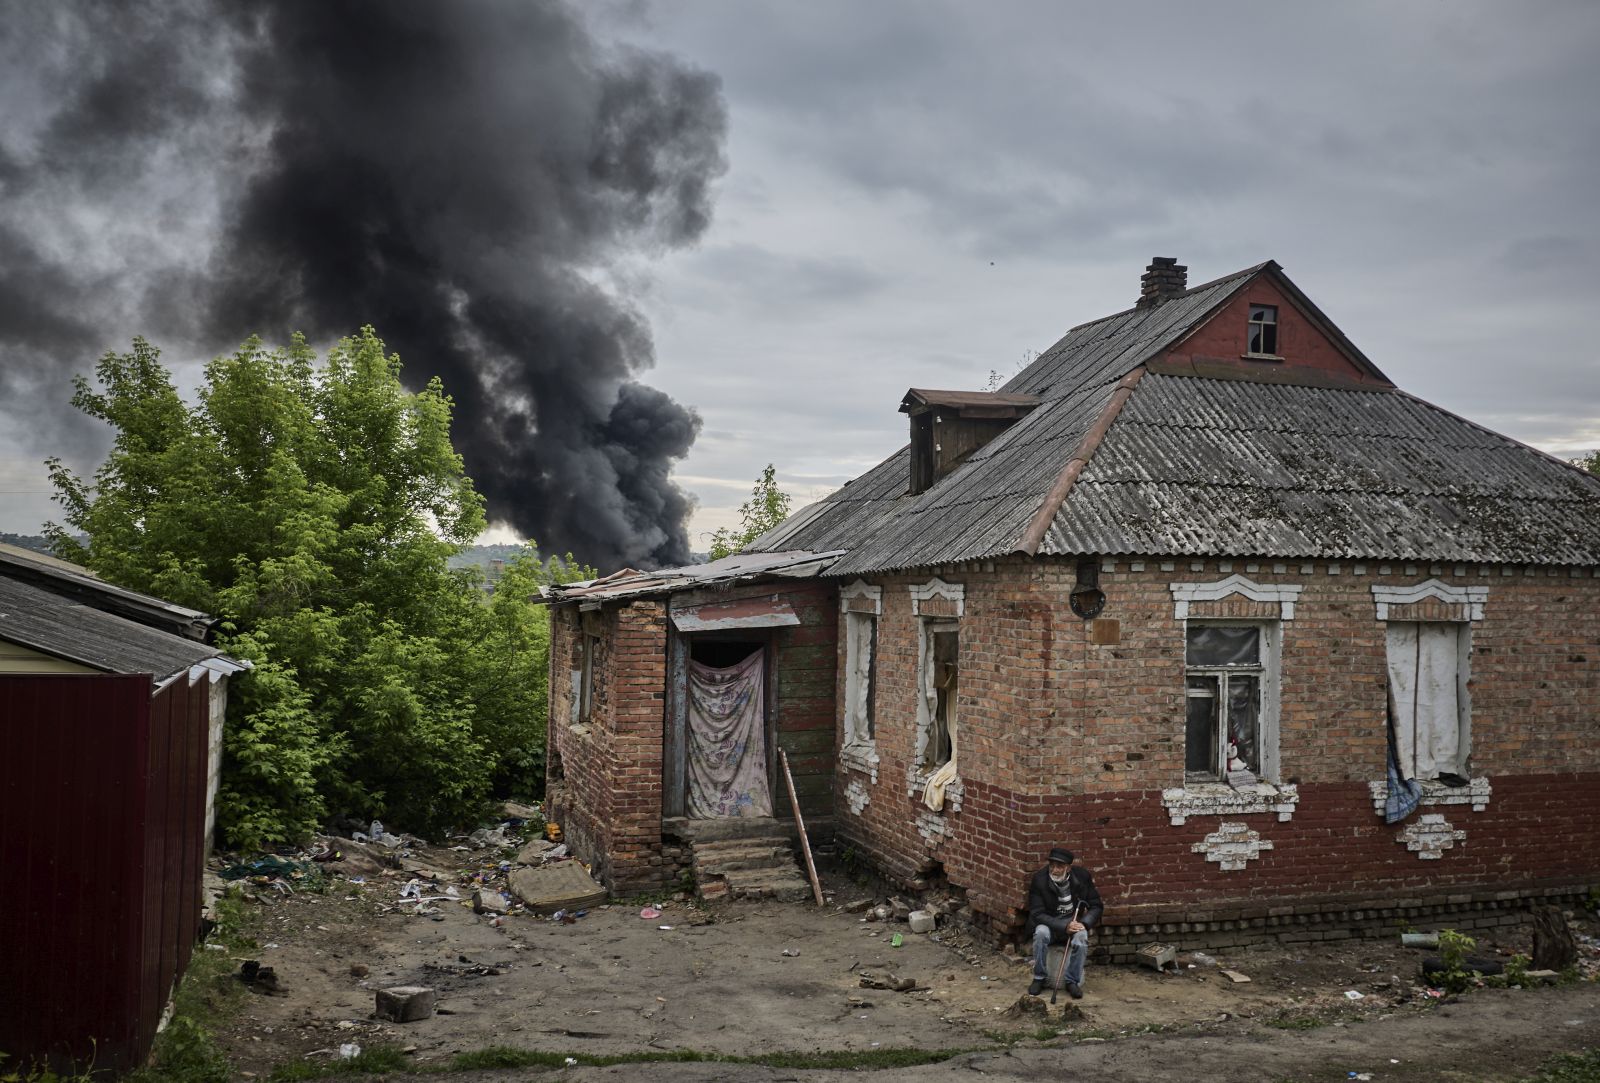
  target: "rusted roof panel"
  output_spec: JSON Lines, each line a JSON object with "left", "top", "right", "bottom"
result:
{"left": 670, "top": 597, "right": 801, "bottom": 632}
{"left": 541, "top": 549, "right": 844, "bottom": 605}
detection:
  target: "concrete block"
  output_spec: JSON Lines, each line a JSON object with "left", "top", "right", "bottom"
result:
{"left": 376, "top": 985, "right": 436, "bottom": 1023}
{"left": 908, "top": 910, "right": 936, "bottom": 934}
{"left": 473, "top": 889, "right": 510, "bottom": 915}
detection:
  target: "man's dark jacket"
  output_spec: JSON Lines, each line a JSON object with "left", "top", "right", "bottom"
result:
{"left": 1026, "top": 865, "right": 1104, "bottom": 930}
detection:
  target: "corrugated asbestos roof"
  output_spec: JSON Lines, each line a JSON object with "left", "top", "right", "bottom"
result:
{"left": 747, "top": 261, "right": 1600, "bottom": 569}
{"left": 0, "top": 575, "right": 232, "bottom": 681}
{"left": 1043, "top": 375, "right": 1600, "bottom": 563}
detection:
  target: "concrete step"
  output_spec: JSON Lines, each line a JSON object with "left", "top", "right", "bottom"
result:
{"left": 723, "top": 867, "right": 812, "bottom": 903}
{"left": 692, "top": 842, "right": 793, "bottom": 875}
{"left": 680, "top": 816, "right": 789, "bottom": 843}
{"left": 688, "top": 824, "right": 810, "bottom": 903}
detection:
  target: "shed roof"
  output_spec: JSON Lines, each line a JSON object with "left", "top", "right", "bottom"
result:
{"left": 747, "top": 261, "right": 1600, "bottom": 571}
{"left": 0, "top": 543, "right": 215, "bottom": 641}
{"left": 541, "top": 549, "right": 844, "bottom": 605}
{"left": 0, "top": 574, "right": 239, "bottom": 683}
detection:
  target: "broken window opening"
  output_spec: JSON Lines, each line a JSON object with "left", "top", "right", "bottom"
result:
{"left": 922, "top": 623, "right": 959, "bottom": 769}
{"left": 1384, "top": 621, "right": 1471, "bottom": 783}
{"left": 844, "top": 611, "right": 877, "bottom": 747}
{"left": 1185, "top": 622, "right": 1274, "bottom": 785}
{"left": 578, "top": 630, "right": 599, "bottom": 723}
{"left": 1247, "top": 303, "right": 1279, "bottom": 356}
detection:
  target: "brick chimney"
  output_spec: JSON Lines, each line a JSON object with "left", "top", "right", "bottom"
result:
{"left": 1136, "top": 257, "right": 1187, "bottom": 308}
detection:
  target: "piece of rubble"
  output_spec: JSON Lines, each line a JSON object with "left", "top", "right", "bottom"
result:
{"left": 908, "top": 910, "right": 936, "bottom": 934}
{"left": 858, "top": 968, "right": 920, "bottom": 992}
{"left": 1221, "top": 969, "right": 1252, "bottom": 984}
{"left": 472, "top": 888, "right": 510, "bottom": 915}
{"left": 1002, "top": 995, "right": 1046, "bottom": 1018}
{"left": 349, "top": 964, "right": 369, "bottom": 979}
{"left": 375, "top": 986, "right": 436, "bottom": 1023}
{"left": 515, "top": 837, "right": 558, "bottom": 865}
{"left": 842, "top": 898, "right": 874, "bottom": 914}
{"left": 890, "top": 898, "right": 913, "bottom": 922}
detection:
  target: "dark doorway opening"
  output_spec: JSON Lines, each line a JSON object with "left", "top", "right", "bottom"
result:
{"left": 690, "top": 637, "right": 763, "bottom": 668}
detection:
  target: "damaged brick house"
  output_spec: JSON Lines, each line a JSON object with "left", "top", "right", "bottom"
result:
{"left": 547, "top": 258, "right": 1600, "bottom": 953}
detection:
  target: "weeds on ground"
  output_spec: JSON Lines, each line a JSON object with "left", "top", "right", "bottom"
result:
{"left": 1431, "top": 928, "right": 1480, "bottom": 995}
{"left": 0, "top": 1051, "right": 95, "bottom": 1082}
{"left": 1267, "top": 1015, "right": 1328, "bottom": 1031}
{"left": 1520, "top": 1049, "right": 1600, "bottom": 1083}
{"left": 128, "top": 889, "right": 255, "bottom": 1083}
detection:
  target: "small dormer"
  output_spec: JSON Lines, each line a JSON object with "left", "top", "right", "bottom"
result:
{"left": 900, "top": 389, "right": 1040, "bottom": 495}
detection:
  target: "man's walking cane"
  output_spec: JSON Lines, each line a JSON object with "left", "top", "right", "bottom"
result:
{"left": 1050, "top": 902, "right": 1084, "bottom": 1004}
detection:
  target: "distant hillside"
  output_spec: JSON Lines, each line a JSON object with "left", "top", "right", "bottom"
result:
{"left": 0, "top": 533, "right": 67, "bottom": 557}
{"left": 447, "top": 543, "right": 538, "bottom": 573}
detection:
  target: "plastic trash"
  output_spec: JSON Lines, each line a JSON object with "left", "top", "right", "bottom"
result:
{"left": 1343, "top": 990, "right": 1365, "bottom": 1000}
{"left": 890, "top": 933, "right": 904, "bottom": 948}
{"left": 339, "top": 1043, "right": 361, "bottom": 1059}
{"left": 640, "top": 907, "right": 662, "bottom": 920}
{"left": 1190, "top": 951, "right": 1217, "bottom": 967}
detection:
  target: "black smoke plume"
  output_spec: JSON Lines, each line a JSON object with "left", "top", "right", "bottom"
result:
{"left": 0, "top": 1, "right": 725, "bottom": 571}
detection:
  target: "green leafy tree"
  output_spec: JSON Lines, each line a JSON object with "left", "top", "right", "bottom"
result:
{"left": 47, "top": 329, "right": 576, "bottom": 848}
{"left": 707, "top": 463, "right": 793, "bottom": 559}
{"left": 1576, "top": 450, "right": 1600, "bottom": 478}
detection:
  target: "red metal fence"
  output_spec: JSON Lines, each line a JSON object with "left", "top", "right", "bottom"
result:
{"left": 0, "top": 673, "right": 210, "bottom": 1073}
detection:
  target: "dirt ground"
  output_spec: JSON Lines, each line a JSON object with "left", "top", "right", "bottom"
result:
{"left": 208, "top": 835, "right": 1600, "bottom": 1082}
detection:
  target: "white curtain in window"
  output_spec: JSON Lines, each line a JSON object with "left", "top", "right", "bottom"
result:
{"left": 845, "top": 614, "right": 873, "bottom": 744}
{"left": 1385, "top": 623, "right": 1466, "bottom": 781}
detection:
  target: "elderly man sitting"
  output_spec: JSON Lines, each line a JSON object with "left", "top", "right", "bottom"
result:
{"left": 1024, "top": 846, "right": 1104, "bottom": 999}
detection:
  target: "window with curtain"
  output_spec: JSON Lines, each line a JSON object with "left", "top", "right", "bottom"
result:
{"left": 843, "top": 611, "right": 877, "bottom": 748}
{"left": 1385, "top": 621, "right": 1471, "bottom": 782}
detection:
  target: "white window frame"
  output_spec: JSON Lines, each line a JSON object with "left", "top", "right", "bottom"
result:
{"left": 1183, "top": 620, "right": 1281, "bottom": 785}
{"left": 1246, "top": 303, "right": 1279, "bottom": 357}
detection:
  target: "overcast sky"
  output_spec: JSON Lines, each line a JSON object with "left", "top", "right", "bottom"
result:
{"left": 3, "top": 1, "right": 1598, "bottom": 552}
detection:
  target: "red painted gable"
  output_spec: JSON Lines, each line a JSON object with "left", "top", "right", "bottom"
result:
{"left": 1153, "top": 273, "right": 1392, "bottom": 389}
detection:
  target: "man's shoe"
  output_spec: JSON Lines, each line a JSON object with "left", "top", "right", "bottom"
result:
{"left": 1027, "top": 978, "right": 1045, "bottom": 996}
{"left": 1066, "top": 981, "right": 1083, "bottom": 1000}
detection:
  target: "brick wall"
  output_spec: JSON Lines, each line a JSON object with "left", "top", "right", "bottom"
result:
{"left": 833, "top": 555, "right": 1600, "bottom": 941}
{"left": 546, "top": 581, "right": 838, "bottom": 894}
{"left": 546, "top": 600, "right": 668, "bottom": 892}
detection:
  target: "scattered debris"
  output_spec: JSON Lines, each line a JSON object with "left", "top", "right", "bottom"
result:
{"left": 1221, "top": 970, "right": 1252, "bottom": 984}
{"left": 858, "top": 969, "right": 920, "bottom": 992}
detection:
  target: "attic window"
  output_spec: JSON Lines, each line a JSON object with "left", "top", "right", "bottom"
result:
{"left": 1246, "top": 304, "right": 1279, "bottom": 357}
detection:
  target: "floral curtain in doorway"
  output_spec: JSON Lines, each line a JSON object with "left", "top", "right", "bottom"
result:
{"left": 686, "top": 648, "right": 772, "bottom": 818}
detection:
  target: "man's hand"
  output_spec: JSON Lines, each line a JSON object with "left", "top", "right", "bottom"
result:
{"left": 1068, "top": 920, "right": 1086, "bottom": 934}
